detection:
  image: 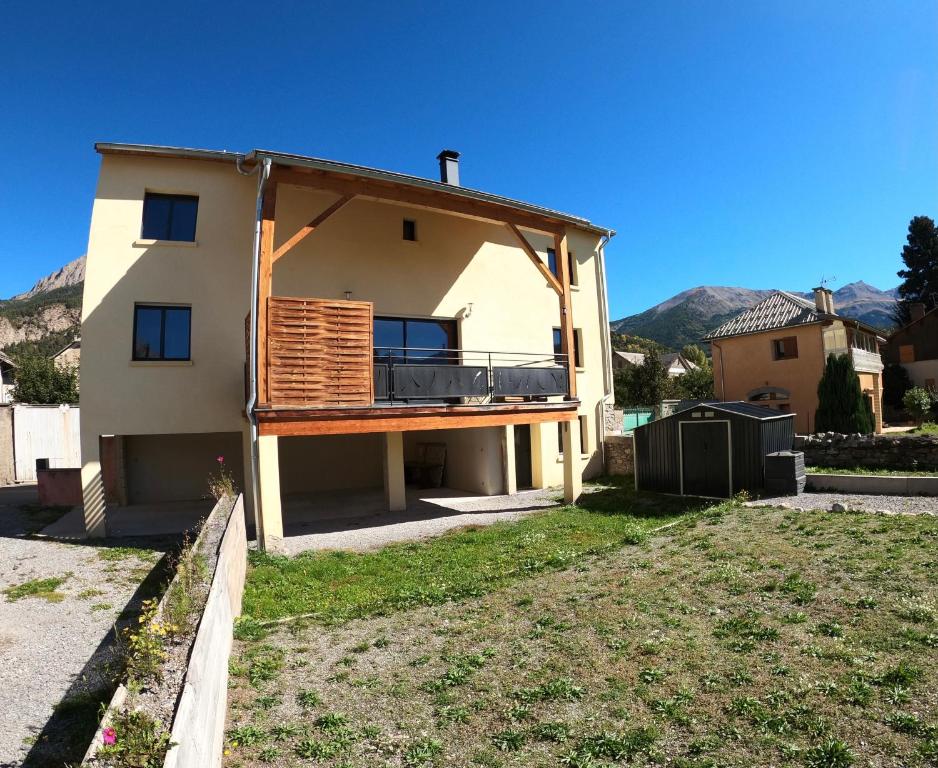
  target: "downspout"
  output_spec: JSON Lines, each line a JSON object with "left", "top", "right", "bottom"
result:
{"left": 238, "top": 155, "right": 272, "bottom": 540}
{"left": 597, "top": 229, "right": 616, "bottom": 402}
{"left": 710, "top": 340, "right": 726, "bottom": 401}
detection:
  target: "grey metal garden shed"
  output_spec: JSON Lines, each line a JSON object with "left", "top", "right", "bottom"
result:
{"left": 633, "top": 401, "right": 796, "bottom": 498}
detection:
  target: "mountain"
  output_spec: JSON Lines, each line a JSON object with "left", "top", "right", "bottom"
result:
{"left": 1, "top": 257, "right": 85, "bottom": 358}
{"left": 612, "top": 282, "right": 898, "bottom": 351}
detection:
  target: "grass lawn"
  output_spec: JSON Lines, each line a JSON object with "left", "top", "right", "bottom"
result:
{"left": 225, "top": 489, "right": 937, "bottom": 768}
{"left": 806, "top": 466, "right": 938, "bottom": 477}
{"left": 912, "top": 423, "right": 938, "bottom": 436}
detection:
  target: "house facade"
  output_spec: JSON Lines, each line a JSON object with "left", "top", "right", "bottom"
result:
{"left": 0, "top": 352, "right": 15, "bottom": 404}
{"left": 611, "top": 350, "right": 698, "bottom": 377}
{"left": 704, "top": 289, "right": 885, "bottom": 435}
{"left": 53, "top": 337, "right": 81, "bottom": 371}
{"left": 78, "top": 144, "right": 615, "bottom": 547}
{"left": 882, "top": 303, "right": 938, "bottom": 391}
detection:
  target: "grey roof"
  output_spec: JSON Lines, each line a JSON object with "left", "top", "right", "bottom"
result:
{"left": 703, "top": 291, "right": 823, "bottom": 341}
{"left": 0, "top": 351, "right": 15, "bottom": 368}
{"left": 661, "top": 352, "right": 698, "bottom": 371}
{"left": 673, "top": 400, "right": 793, "bottom": 420}
{"left": 95, "top": 143, "right": 614, "bottom": 236}
{"left": 613, "top": 350, "right": 646, "bottom": 365}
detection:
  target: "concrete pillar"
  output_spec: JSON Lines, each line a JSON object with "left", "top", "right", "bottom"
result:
{"left": 503, "top": 424, "right": 517, "bottom": 495}
{"left": 80, "top": 434, "right": 107, "bottom": 538}
{"left": 562, "top": 418, "right": 582, "bottom": 504}
{"left": 257, "top": 434, "right": 283, "bottom": 549}
{"left": 383, "top": 431, "right": 406, "bottom": 512}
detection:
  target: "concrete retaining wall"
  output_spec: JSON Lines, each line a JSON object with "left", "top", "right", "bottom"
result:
{"left": 605, "top": 434, "right": 634, "bottom": 476}
{"left": 796, "top": 433, "right": 938, "bottom": 472}
{"left": 164, "top": 493, "right": 247, "bottom": 768}
{"left": 806, "top": 473, "right": 938, "bottom": 496}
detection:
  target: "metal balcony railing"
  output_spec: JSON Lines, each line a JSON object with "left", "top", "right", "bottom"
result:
{"left": 372, "top": 346, "right": 569, "bottom": 403}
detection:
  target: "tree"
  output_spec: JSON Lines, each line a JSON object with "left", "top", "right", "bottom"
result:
{"left": 894, "top": 215, "right": 938, "bottom": 325}
{"left": 903, "top": 387, "right": 934, "bottom": 426}
{"left": 11, "top": 356, "right": 78, "bottom": 404}
{"left": 814, "top": 354, "right": 873, "bottom": 434}
{"left": 613, "top": 350, "right": 673, "bottom": 407}
{"left": 680, "top": 344, "right": 708, "bottom": 368}
{"left": 673, "top": 365, "right": 714, "bottom": 401}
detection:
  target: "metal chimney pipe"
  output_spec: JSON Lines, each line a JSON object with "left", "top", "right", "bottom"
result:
{"left": 437, "top": 149, "right": 460, "bottom": 186}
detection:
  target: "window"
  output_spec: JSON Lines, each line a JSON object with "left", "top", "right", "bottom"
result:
{"left": 772, "top": 336, "right": 798, "bottom": 360}
{"left": 579, "top": 415, "right": 589, "bottom": 454}
{"left": 553, "top": 328, "right": 583, "bottom": 367}
{"left": 899, "top": 344, "right": 915, "bottom": 364}
{"left": 547, "top": 247, "right": 558, "bottom": 278}
{"left": 403, "top": 219, "right": 417, "bottom": 241}
{"left": 568, "top": 251, "right": 577, "bottom": 286}
{"left": 374, "top": 317, "right": 457, "bottom": 364}
{"left": 557, "top": 422, "right": 564, "bottom": 455}
{"left": 133, "top": 305, "right": 191, "bottom": 361}
{"left": 141, "top": 193, "right": 199, "bottom": 241}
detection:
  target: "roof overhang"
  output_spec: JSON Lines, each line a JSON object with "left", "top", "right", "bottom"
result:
{"left": 95, "top": 143, "right": 614, "bottom": 237}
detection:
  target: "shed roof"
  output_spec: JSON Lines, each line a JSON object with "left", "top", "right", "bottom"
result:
{"left": 672, "top": 400, "right": 794, "bottom": 420}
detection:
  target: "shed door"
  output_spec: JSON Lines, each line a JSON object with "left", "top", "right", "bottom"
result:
{"left": 680, "top": 422, "right": 730, "bottom": 498}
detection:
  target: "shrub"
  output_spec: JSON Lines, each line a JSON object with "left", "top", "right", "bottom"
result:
{"left": 208, "top": 455, "right": 237, "bottom": 500}
{"left": 95, "top": 709, "right": 173, "bottom": 767}
{"left": 816, "top": 354, "right": 873, "bottom": 434}
{"left": 903, "top": 387, "right": 934, "bottom": 425}
{"left": 11, "top": 355, "right": 78, "bottom": 404}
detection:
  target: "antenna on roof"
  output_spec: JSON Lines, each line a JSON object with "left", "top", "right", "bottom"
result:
{"left": 818, "top": 275, "right": 837, "bottom": 289}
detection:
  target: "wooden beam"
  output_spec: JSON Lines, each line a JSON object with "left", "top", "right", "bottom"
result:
{"left": 554, "top": 231, "right": 577, "bottom": 399}
{"left": 505, "top": 223, "right": 563, "bottom": 296}
{"left": 270, "top": 166, "right": 567, "bottom": 237}
{"left": 257, "top": 403, "right": 577, "bottom": 437}
{"left": 272, "top": 194, "right": 354, "bottom": 263}
{"left": 257, "top": 180, "right": 277, "bottom": 407}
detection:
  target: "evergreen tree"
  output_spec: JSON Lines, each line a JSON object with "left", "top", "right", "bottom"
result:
{"left": 894, "top": 215, "right": 938, "bottom": 325}
{"left": 680, "top": 344, "right": 708, "bottom": 368}
{"left": 814, "top": 354, "right": 873, "bottom": 434}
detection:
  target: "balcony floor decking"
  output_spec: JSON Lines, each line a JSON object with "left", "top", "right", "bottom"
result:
{"left": 255, "top": 399, "right": 579, "bottom": 436}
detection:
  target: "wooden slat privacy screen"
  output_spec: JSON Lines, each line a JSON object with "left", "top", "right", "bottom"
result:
{"left": 267, "top": 296, "right": 374, "bottom": 407}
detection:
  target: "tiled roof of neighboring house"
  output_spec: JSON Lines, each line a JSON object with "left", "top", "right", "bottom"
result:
{"left": 0, "top": 351, "right": 16, "bottom": 368}
{"left": 887, "top": 305, "right": 938, "bottom": 339}
{"left": 661, "top": 352, "right": 698, "bottom": 372}
{"left": 613, "top": 350, "right": 646, "bottom": 365}
{"left": 52, "top": 337, "right": 81, "bottom": 360}
{"left": 703, "top": 291, "right": 824, "bottom": 341}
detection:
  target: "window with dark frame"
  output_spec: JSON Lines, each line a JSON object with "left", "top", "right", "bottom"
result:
{"left": 547, "top": 247, "right": 558, "bottom": 278}
{"left": 553, "top": 327, "right": 582, "bottom": 367}
{"left": 568, "top": 250, "right": 577, "bottom": 286}
{"left": 374, "top": 316, "right": 457, "bottom": 364}
{"left": 772, "top": 336, "right": 799, "bottom": 361}
{"left": 133, "top": 305, "right": 192, "bottom": 361}
{"left": 557, "top": 422, "right": 564, "bottom": 455}
{"left": 579, "top": 415, "right": 588, "bottom": 454}
{"left": 141, "top": 193, "right": 199, "bottom": 241}
{"left": 403, "top": 219, "right": 417, "bottom": 242}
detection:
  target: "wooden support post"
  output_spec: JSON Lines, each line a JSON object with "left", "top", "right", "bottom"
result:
{"left": 505, "top": 223, "right": 563, "bottom": 296}
{"left": 257, "top": 181, "right": 277, "bottom": 407}
{"left": 383, "top": 431, "right": 407, "bottom": 512}
{"left": 554, "top": 231, "right": 577, "bottom": 399}
{"left": 562, "top": 419, "right": 582, "bottom": 504}
{"left": 272, "top": 194, "right": 354, "bottom": 263}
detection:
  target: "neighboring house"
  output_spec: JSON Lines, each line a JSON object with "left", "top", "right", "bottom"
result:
{"left": 53, "top": 337, "right": 81, "bottom": 371}
{"left": 882, "top": 303, "right": 938, "bottom": 391}
{"left": 0, "top": 352, "right": 15, "bottom": 404}
{"left": 79, "top": 143, "right": 615, "bottom": 546}
{"left": 611, "top": 349, "right": 698, "bottom": 377}
{"left": 704, "top": 288, "right": 885, "bottom": 435}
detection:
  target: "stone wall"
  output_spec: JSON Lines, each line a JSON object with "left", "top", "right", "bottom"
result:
{"left": 795, "top": 433, "right": 938, "bottom": 471}
{"left": 603, "top": 403, "right": 623, "bottom": 436}
{"left": 605, "top": 434, "right": 634, "bottom": 476}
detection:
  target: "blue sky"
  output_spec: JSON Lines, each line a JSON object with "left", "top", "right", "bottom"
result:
{"left": 0, "top": 1, "right": 935, "bottom": 318}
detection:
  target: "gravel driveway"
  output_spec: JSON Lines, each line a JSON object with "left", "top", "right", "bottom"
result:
{"left": 748, "top": 490, "right": 937, "bottom": 515}
{"left": 0, "top": 485, "right": 175, "bottom": 767}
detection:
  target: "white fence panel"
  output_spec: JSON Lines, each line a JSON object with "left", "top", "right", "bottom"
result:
{"left": 12, "top": 404, "right": 81, "bottom": 482}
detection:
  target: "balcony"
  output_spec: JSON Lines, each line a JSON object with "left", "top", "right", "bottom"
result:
{"left": 824, "top": 345, "right": 884, "bottom": 373}
{"left": 249, "top": 296, "right": 577, "bottom": 436}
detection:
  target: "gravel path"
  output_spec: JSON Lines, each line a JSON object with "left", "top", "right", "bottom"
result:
{"left": 0, "top": 485, "right": 174, "bottom": 767}
{"left": 748, "top": 490, "right": 937, "bottom": 516}
{"left": 280, "top": 487, "right": 561, "bottom": 554}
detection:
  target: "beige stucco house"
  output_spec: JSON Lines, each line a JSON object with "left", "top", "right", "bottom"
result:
{"left": 79, "top": 144, "right": 615, "bottom": 548}
{"left": 704, "top": 289, "right": 885, "bottom": 435}
{"left": 52, "top": 337, "right": 81, "bottom": 371}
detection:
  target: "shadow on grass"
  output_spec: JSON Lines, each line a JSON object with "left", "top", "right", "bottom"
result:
{"left": 579, "top": 475, "right": 713, "bottom": 520}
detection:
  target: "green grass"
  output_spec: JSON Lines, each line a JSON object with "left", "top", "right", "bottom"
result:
{"left": 912, "top": 422, "right": 938, "bottom": 435}
{"left": 225, "top": 496, "right": 938, "bottom": 768}
{"left": 3, "top": 575, "right": 69, "bottom": 602}
{"left": 807, "top": 466, "right": 938, "bottom": 477}
{"left": 243, "top": 482, "right": 705, "bottom": 623}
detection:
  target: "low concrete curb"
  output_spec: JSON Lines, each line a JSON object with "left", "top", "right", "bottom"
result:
{"left": 806, "top": 473, "right": 938, "bottom": 496}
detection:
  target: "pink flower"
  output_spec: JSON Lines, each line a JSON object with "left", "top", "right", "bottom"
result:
{"left": 102, "top": 727, "right": 116, "bottom": 746}
{"left": 216, "top": 455, "right": 224, "bottom": 464}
